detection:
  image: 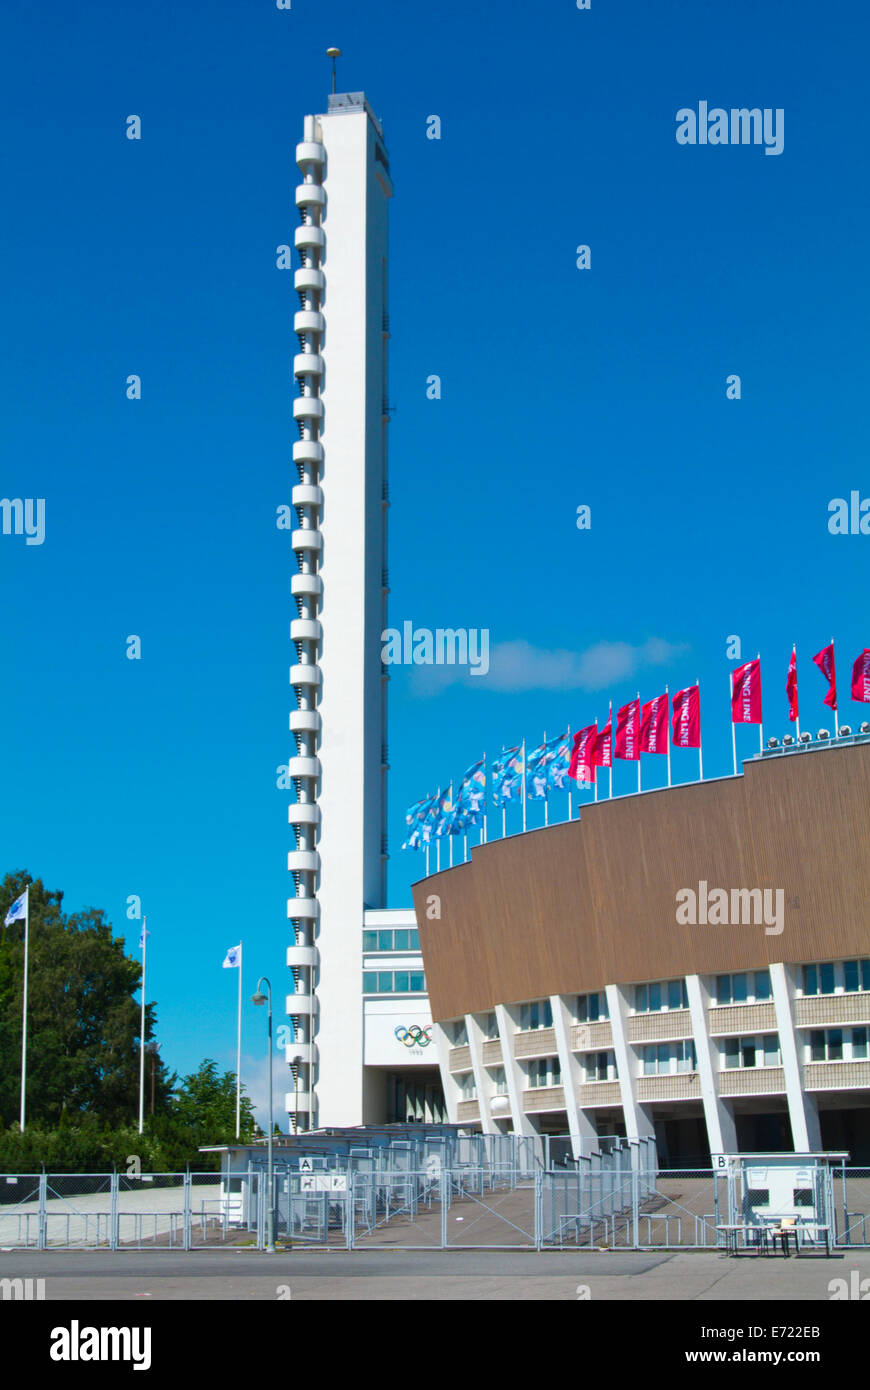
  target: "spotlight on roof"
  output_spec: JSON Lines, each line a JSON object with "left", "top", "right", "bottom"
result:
{"left": 818, "top": 728, "right": 830, "bottom": 741}
{"left": 782, "top": 735, "right": 795, "bottom": 746}
{"left": 799, "top": 731, "right": 812, "bottom": 743}
{"left": 862, "top": 722, "right": 870, "bottom": 734}
{"left": 840, "top": 724, "right": 852, "bottom": 737}
{"left": 767, "top": 737, "right": 779, "bottom": 748}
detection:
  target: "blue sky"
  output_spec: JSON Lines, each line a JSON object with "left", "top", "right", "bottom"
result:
{"left": 2, "top": 0, "right": 868, "bottom": 1117}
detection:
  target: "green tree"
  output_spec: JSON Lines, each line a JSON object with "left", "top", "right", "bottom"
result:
{"left": 171, "top": 1059, "right": 256, "bottom": 1147}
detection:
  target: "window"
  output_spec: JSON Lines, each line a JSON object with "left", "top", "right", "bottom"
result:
{"left": 457, "top": 1072, "right": 476, "bottom": 1099}
{"left": 491, "top": 1066, "right": 508, "bottom": 1095}
{"left": 361, "top": 970, "right": 427, "bottom": 995}
{"left": 634, "top": 979, "right": 688, "bottom": 1013}
{"left": 844, "top": 959, "right": 870, "bottom": 993}
{"left": 642, "top": 1041, "right": 696, "bottom": 1076}
{"left": 722, "top": 1034, "right": 780, "bottom": 1069}
{"left": 527, "top": 1057, "right": 561, "bottom": 1088}
{"left": 362, "top": 927, "right": 422, "bottom": 953}
{"left": 803, "top": 963, "right": 836, "bottom": 996}
{"left": 482, "top": 1011, "right": 499, "bottom": 1041}
{"left": 716, "top": 971, "right": 771, "bottom": 1005}
{"left": 519, "top": 999, "right": 553, "bottom": 1031}
{"left": 583, "top": 1050, "right": 615, "bottom": 1083}
{"left": 853, "top": 1027, "right": 868, "bottom": 1060}
{"left": 451, "top": 1020, "right": 468, "bottom": 1046}
{"left": 808, "top": 1027, "right": 867, "bottom": 1062}
{"left": 576, "top": 991, "right": 609, "bottom": 1022}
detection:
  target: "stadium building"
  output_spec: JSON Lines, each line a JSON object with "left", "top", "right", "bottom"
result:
{"left": 413, "top": 738, "right": 870, "bottom": 1166}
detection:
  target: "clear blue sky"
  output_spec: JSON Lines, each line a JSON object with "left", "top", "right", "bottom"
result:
{"left": 2, "top": 0, "right": 868, "bottom": 1115}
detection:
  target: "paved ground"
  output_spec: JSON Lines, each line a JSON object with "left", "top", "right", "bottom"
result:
{"left": 0, "top": 1183, "right": 223, "bottom": 1247}
{"left": 2, "top": 1246, "right": 867, "bottom": 1300}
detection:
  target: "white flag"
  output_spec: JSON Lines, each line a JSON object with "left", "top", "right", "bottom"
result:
{"left": 4, "top": 890, "right": 27, "bottom": 927}
{"left": 139, "top": 928, "right": 151, "bottom": 949}
{"left": 222, "top": 944, "right": 241, "bottom": 969}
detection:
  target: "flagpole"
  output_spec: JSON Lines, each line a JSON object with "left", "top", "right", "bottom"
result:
{"left": 449, "top": 782, "right": 454, "bottom": 867}
{"left": 20, "top": 889, "right": 29, "bottom": 1132}
{"left": 543, "top": 730, "right": 548, "bottom": 827}
{"left": 697, "top": 681, "right": 704, "bottom": 782}
{"left": 731, "top": 668, "right": 737, "bottom": 775}
{"left": 832, "top": 637, "right": 839, "bottom": 736}
{"left": 567, "top": 726, "right": 573, "bottom": 819}
{"left": 138, "top": 915, "right": 147, "bottom": 1136}
{"left": 521, "top": 738, "right": 527, "bottom": 833}
{"left": 608, "top": 704, "right": 613, "bottom": 799}
{"left": 236, "top": 941, "right": 242, "bottom": 1140}
{"left": 757, "top": 652, "right": 763, "bottom": 755}
{"left": 501, "top": 747, "right": 507, "bottom": 839}
{"left": 666, "top": 684, "right": 672, "bottom": 788}
{"left": 482, "top": 753, "right": 487, "bottom": 845}
{"left": 794, "top": 645, "right": 801, "bottom": 741}
{"left": 637, "top": 693, "right": 642, "bottom": 793}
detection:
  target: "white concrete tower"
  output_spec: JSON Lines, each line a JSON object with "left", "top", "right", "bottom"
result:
{"left": 288, "top": 91, "right": 392, "bottom": 1129}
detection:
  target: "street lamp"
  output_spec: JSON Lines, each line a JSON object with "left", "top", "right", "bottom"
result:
{"left": 251, "top": 978, "right": 275, "bottom": 1253}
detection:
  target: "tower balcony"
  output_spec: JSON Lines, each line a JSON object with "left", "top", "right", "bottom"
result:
{"left": 286, "top": 756, "right": 320, "bottom": 781}
{"left": 291, "top": 484, "right": 323, "bottom": 511}
{"left": 289, "top": 709, "right": 321, "bottom": 737}
{"left": 284, "top": 1091, "right": 313, "bottom": 1113}
{"left": 286, "top": 897, "right": 319, "bottom": 921}
{"left": 293, "top": 353, "right": 323, "bottom": 378}
{"left": 294, "top": 310, "right": 325, "bottom": 336}
{"left": 295, "top": 183, "right": 325, "bottom": 208}
{"left": 288, "top": 802, "right": 321, "bottom": 829}
{"left": 291, "top": 528, "right": 323, "bottom": 554}
{"left": 293, "top": 397, "right": 323, "bottom": 424}
{"left": 294, "top": 225, "right": 325, "bottom": 252}
{"left": 294, "top": 267, "right": 325, "bottom": 295}
{"left": 291, "top": 573, "right": 323, "bottom": 601}
{"left": 295, "top": 140, "right": 326, "bottom": 168}
{"left": 287, "top": 850, "right": 320, "bottom": 876}
{"left": 290, "top": 663, "right": 322, "bottom": 690}
{"left": 290, "top": 618, "right": 322, "bottom": 644}
{"left": 292, "top": 439, "right": 323, "bottom": 465}
{"left": 285, "top": 992, "right": 317, "bottom": 1016}
{"left": 286, "top": 943, "right": 319, "bottom": 970}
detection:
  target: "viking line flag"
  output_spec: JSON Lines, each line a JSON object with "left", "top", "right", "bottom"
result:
{"left": 852, "top": 650, "right": 870, "bottom": 703}
{"left": 813, "top": 641, "right": 838, "bottom": 713}
{"left": 593, "top": 706, "right": 613, "bottom": 768}
{"left": 787, "top": 647, "right": 799, "bottom": 724}
{"left": 615, "top": 699, "right": 640, "bottom": 760}
{"left": 569, "top": 724, "right": 597, "bottom": 785}
{"left": 731, "top": 658, "right": 762, "bottom": 724}
{"left": 671, "top": 685, "right": 701, "bottom": 749}
{"left": 640, "top": 692, "right": 669, "bottom": 754}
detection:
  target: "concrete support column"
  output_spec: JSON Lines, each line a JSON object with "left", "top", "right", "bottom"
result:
{"left": 494, "top": 1004, "right": 536, "bottom": 1136}
{"left": 466, "top": 1012, "right": 496, "bottom": 1133}
{"left": 605, "top": 984, "right": 656, "bottom": 1143}
{"left": 770, "top": 962, "right": 822, "bottom": 1151}
{"left": 430, "top": 1021, "right": 459, "bottom": 1124}
{"left": 685, "top": 974, "right": 737, "bottom": 1155}
{"left": 550, "top": 994, "right": 599, "bottom": 1158}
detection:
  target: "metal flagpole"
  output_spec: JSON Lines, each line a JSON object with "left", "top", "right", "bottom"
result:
{"left": 666, "top": 685, "right": 672, "bottom": 788}
{"left": 235, "top": 941, "right": 242, "bottom": 1140}
{"left": 138, "top": 916, "right": 147, "bottom": 1136}
{"left": 757, "top": 652, "right": 763, "bottom": 755}
{"left": 697, "top": 681, "right": 704, "bottom": 782}
{"left": 521, "top": 738, "right": 527, "bottom": 833}
{"left": 501, "top": 748, "right": 507, "bottom": 839}
{"left": 608, "top": 703, "right": 613, "bottom": 799}
{"left": 731, "top": 670, "right": 737, "bottom": 776}
{"left": 567, "top": 727, "right": 572, "bottom": 820}
{"left": 637, "top": 693, "right": 642, "bottom": 793}
{"left": 794, "top": 646, "right": 801, "bottom": 742}
{"left": 482, "top": 753, "right": 487, "bottom": 845}
{"left": 832, "top": 637, "right": 839, "bottom": 736}
{"left": 449, "top": 782, "right": 454, "bottom": 867}
{"left": 543, "top": 731, "right": 548, "bottom": 827}
{"left": 19, "top": 888, "right": 29, "bottom": 1133}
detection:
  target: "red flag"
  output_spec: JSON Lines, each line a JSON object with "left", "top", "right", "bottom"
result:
{"left": 852, "top": 650, "right": 870, "bottom": 703}
{"left": 731, "top": 658, "right": 762, "bottom": 724}
{"left": 615, "top": 699, "right": 640, "bottom": 760}
{"left": 813, "top": 642, "right": 837, "bottom": 711}
{"left": 640, "top": 692, "right": 669, "bottom": 754}
{"left": 671, "top": 685, "right": 701, "bottom": 749}
{"left": 786, "top": 648, "right": 799, "bottom": 723}
{"left": 593, "top": 706, "right": 612, "bottom": 768}
{"left": 569, "top": 724, "right": 597, "bottom": 784}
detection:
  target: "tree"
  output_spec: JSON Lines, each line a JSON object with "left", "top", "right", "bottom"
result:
{"left": 171, "top": 1060, "right": 256, "bottom": 1146}
{"left": 0, "top": 871, "right": 175, "bottom": 1128}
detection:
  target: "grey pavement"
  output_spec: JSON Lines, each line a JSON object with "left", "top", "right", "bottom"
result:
{"left": 2, "top": 1247, "right": 868, "bottom": 1300}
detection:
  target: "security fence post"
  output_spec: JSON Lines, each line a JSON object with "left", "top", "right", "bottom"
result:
{"left": 346, "top": 1177, "right": 354, "bottom": 1251}
{"left": 534, "top": 1169, "right": 543, "bottom": 1251}
{"left": 37, "top": 1172, "right": 47, "bottom": 1251}
{"left": 440, "top": 1166, "right": 448, "bottom": 1249}
{"left": 183, "top": 1172, "right": 192, "bottom": 1251}
{"left": 841, "top": 1158, "right": 849, "bottom": 1247}
{"left": 110, "top": 1172, "right": 118, "bottom": 1251}
{"left": 631, "top": 1165, "right": 639, "bottom": 1248}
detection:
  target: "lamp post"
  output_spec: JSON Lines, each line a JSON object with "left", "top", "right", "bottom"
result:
{"left": 251, "top": 978, "right": 275, "bottom": 1252}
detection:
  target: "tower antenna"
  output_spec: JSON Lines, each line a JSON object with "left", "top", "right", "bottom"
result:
{"left": 326, "top": 47, "right": 341, "bottom": 96}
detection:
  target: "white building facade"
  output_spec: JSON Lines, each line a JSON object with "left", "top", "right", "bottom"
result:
{"left": 288, "top": 92, "right": 440, "bottom": 1129}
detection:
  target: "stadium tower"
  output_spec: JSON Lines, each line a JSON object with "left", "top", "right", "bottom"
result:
{"left": 288, "top": 88, "right": 435, "bottom": 1130}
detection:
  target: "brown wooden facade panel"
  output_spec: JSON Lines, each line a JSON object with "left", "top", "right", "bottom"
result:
{"left": 413, "top": 746, "right": 870, "bottom": 1022}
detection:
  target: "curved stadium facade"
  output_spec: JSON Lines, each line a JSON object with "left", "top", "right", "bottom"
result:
{"left": 412, "top": 739, "right": 870, "bottom": 1166}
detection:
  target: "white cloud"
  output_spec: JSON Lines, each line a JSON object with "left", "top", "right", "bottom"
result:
{"left": 407, "top": 636, "right": 689, "bottom": 695}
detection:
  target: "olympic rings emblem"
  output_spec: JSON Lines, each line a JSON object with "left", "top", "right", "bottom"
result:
{"left": 395, "top": 1024, "right": 433, "bottom": 1048}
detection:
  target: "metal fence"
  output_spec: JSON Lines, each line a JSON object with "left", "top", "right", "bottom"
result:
{"left": 1, "top": 1157, "right": 867, "bottom": 1252}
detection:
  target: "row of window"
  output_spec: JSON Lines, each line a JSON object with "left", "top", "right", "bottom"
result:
{"left": 803, "top": 960, "right": 870, "bottom": 996}
{"left": 715, "top": 971, "right": 771, "bottom": 1005}
{"left": 807, "top": 1027, "right": 868, "bottom": 1062}
{"left": 362, "top": 928, "right": 421, "bottom": 953}
{"left": 723, "top": 1034, "right": 781, "bottom": 1069}
{"left": 362, "top": 970, "right": 426, "bottom": 995}
{"left": 642, "top": 1042, "right": 697, "bottom": 1075}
